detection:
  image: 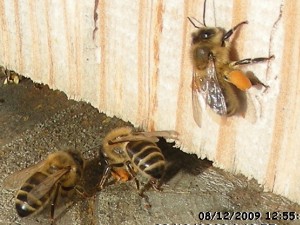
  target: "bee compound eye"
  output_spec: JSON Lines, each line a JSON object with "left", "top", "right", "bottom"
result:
{"left": 202, "top": 33, "right": 209, "bottom": 38}
{"left": 200, "top": 29, "right": 215, "bottom": 39}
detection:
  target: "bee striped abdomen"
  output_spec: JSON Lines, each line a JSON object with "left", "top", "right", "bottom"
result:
{"left": 126, "top": 141, "right": 165, "bottom": 179}
{"left": 15, "top": 172, "right": 52, "bottom": 217}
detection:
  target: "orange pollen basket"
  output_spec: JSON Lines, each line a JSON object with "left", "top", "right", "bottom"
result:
{"left": 228, "top": 70, "right": 252, "bottom": 91}
{"left": 111, "top": 168, "right": 131, "bottom": 182}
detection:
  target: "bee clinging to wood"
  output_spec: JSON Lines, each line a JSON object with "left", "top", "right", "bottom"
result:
{"left": 189, "top": 0, "right": 274, "bottom": 126}
{"left": 99, "top": 127, "right": 179, "bottom": 197}
{"left": 3, "top": 150, "right": 88, "bottom": 225}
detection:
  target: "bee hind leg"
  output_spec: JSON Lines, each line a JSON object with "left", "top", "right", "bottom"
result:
{"left": 99, "top": 161, "right": 129, "bottom": 189}
{"left": 245, "top": 71, "right": 269, "bottom": 88}
{"left": 231, "top": 55, "right": 274, "bottom": 88}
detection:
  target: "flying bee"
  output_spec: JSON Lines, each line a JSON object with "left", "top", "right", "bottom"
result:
{"left": 189, "top": 0, "right": 274, "bottom": 126}
{"left": 99, "top": 126, "right": 179, "bottom": 196}
{"left": 3, "top": 150, "right": 87, "bottom": 225}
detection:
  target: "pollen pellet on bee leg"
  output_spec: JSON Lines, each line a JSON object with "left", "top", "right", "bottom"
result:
{"left": 188, "top": 0, "right": 273, "bottom": 126}
{"left": 111, "top": 168, "right": 131, "bottom": 182}
{"left": 227, "top": 70, "right": 252, "bottom": 91}
{"left": 100, "top": 127, "right": 178, "bottom": 195}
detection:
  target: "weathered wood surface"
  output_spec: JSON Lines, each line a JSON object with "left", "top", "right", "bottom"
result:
{"left": 1, "top": 0, "right": 300, "bottom": 204}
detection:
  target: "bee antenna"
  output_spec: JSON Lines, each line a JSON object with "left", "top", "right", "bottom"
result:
{"left": 187, "top": 17, "right": 199, "bottom": 28}
{"left": 187, "top": 17, "right": 203, "bottom": 28}
{"left": 203, "top": 0, "right": 207, "bottom": 27}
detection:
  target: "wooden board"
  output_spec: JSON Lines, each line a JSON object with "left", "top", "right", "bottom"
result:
{"left": 1, "top": 0, "right": 300, "bottom": 204}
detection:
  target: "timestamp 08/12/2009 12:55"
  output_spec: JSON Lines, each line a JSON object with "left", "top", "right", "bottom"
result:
{"left": 155, "top": 211, "right": 300, "bottom": 225}
{"left": 197, "top": 211, "right": 300, "bottom": 221}
{"left": 155, "top": 223, "right": 277, "bottom": 225}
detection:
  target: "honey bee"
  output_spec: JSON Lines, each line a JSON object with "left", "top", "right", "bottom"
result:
{"left": 99, "top": 127, "right": 179, "bottom": 196}
{"left": 3, "top": 150, "right": 87, "bottom": 224}
{"left": 189, "top": 0, "right": 274, "bottom": 126}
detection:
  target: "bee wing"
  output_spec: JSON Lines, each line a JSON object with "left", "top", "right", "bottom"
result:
{"left": 29, "top": 168, "right": 70, "bottom": 201}
{"left": 192, "top": 71, "right": 203, "bottom": 127}
{"left": 110, "top": 130, "right": 178, "bottom": 144}
{"left": 203, "top": 55, "right": 227, "bottom": 115}
{"left": 110, "top": 135, "right": 160, "bottom": 144}
{"left": 138, "top": 130, "right": 179, "bottom": 140}
{"left": 2, "top": 160, "right": 46, "bottom": 190}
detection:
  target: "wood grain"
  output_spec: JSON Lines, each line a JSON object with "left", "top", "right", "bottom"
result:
{"left": 1, "top": 0, "right": 299, "bottom": 204}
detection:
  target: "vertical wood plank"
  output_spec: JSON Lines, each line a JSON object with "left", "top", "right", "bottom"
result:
{"left": 1, "top": 0, "right": 300, "bottom": 204}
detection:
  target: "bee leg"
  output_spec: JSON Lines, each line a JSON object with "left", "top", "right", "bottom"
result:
{"left": 139, "top": 179, "right": 161, "bottom": 197}
{"left": 124, "top": 161, "right": 139, "bottom": 190}
{"left": 99, "top": 165, "right": 111, "bottom": 189}
{"left": 74, "top": 185, "right": 92, "bottom": 198}
{"left": 231, "top": 55, "right": 274, "bottom": 88}
{"left": 222, "top": 21, "right": 248, "bottom": 44}
{"left": 138, "top": 182, "right": 150, "bottom": 197}
{"left": 99, "top": 161, "right": 134, "bottom": 189}
{"left": 150, "top": 179, "right": 162, "bottom": 192}
{"left": 98, "top": 163, "right": 123, "bottom": 189}
{"left": 245, "top": 71, "right": 269, "bottom": 88}
{"left": 50, "top": 183, "right": 61, "bottom": 225}
{"left": 231, "top": 55, "right": 275, "bottom": 66}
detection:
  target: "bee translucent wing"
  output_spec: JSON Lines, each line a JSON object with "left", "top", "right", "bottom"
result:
{"left": 192, "top": 72, "right": 203, "bottom": 127}
{"left": 110, "top": 135, "right": 159, "bottom": 144}
{"left": 2, "top": 160, "right": 46, "bottom": 190}
{"left": 29, "top": 168, "right": 69, "bottom": 202}
{"left": 202, "top": 54, "right": 227, "bottom": 115}
{"left": 110, "top": 131, "right": 178, "bottom": 144}
{"left": 138, "top": 131, "right": 179, "bottom": 140}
